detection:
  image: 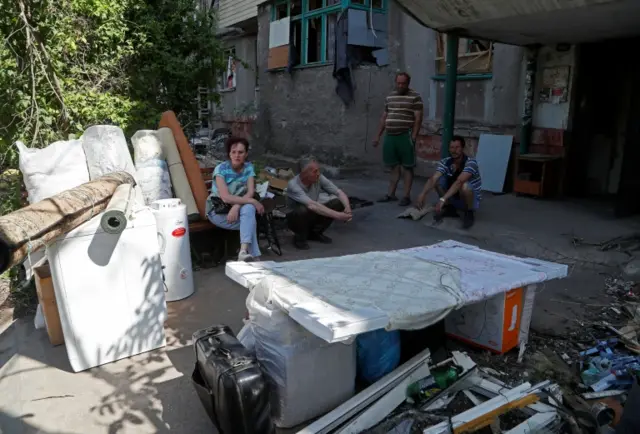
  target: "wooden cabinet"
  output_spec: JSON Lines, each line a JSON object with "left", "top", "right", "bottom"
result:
{"left": 513, "top": 154, "right": 563, "bottom": 198}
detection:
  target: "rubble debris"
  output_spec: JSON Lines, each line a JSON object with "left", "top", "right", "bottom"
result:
{"left": 605, "top": 276, "right": 637, "bottom": 299}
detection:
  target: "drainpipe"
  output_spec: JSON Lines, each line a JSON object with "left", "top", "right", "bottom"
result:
{"left": 520, "top": 46, "right": 538, "bottom": 155}
{"left": 441, "top": 33, "right": 459, "bottom": 158}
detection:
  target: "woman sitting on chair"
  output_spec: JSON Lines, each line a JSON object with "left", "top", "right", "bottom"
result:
{"left": 206, "top": 137, "right": 264, "bottom": 262}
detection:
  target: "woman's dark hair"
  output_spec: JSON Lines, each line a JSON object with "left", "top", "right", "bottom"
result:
{"left": 225, "top": 136, "right": 250, "bottom": 156}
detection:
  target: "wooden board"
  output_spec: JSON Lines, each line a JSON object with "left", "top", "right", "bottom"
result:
{"left": 158, "top": 111, "right": 209, "bottom": 219}
{"left": 268, "top": 45, "right": 289, "bottom": 70}
{"left": 34, "top": 262, "right": 64, "bottom": 346}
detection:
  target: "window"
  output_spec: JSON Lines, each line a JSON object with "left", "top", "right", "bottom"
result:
{"left": 271, "top": 0, "right": 386, "bottom": 67}
{"left": 219, "top": 48, "right": 237, "bottom": 90}
{"left": 435, "top": 33, "right": 493, "bottom": 76}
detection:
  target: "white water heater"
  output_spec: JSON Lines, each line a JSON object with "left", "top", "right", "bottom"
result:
{"left": 151, "top": 199, "right": 195, "bottom": 302}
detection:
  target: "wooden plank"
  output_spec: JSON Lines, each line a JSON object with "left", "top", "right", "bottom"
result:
{"left": 268, "top": 45, "right": 290, "bottom": 70}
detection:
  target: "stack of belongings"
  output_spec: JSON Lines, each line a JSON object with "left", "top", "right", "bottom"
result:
{"left": 6, "top": 124, "right": 172, "bottom": 372}
{"left": 14, "top": 125, "right": 142, "bottom": 327}
{"left": 131, "top": 124, "right": 200, "bottom": 221}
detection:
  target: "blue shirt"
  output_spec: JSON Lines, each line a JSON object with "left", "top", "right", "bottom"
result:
{"left": 206, "top": 161, "right": 256, "bottom": 215}
{"left": 210, "top": 161, "right": 256, "bottom": 197}
{"left": 436, "top": 156, "right": 482, "bottom": 199}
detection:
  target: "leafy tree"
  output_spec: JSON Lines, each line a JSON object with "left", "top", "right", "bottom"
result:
{"left": 0, "top": 0, "right": 224, "bottom": 192}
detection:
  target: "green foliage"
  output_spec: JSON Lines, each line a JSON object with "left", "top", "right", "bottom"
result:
{"left": 0, "top": 0, "right": 225, "bottom": 185}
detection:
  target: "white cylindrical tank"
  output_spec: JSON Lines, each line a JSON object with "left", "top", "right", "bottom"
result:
{"left": 151, "top": 199, "right": 195, "bottom": 302}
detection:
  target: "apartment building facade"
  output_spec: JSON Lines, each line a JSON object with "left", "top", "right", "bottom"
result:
{"left": 215, "top": 0, "right": 526, "bottom": 173}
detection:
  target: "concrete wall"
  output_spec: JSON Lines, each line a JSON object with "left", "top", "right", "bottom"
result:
{"left": 255, "top": 1, "right": 525, "bottom": 167}
{"left": 217, "top": 34, "right": 258, "bottom": 120}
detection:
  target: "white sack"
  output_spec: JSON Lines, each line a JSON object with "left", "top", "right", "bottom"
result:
{"left": 16, "top": 139, "right": 90, "bottom": 204}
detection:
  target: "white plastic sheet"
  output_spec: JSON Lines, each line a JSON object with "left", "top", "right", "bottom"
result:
{"left": 247, "top": 285, "right": 356, "bottom": 428}
{"left": 132, "top": 130, "right": 164, "bottom": 165}
{"left": 136, "top": 159, "right": 173, "bottom": 205}
{"left": 248, "top": 251, "right": 464, "bottom": 343}
{"left": 226, "top": 241, "right": 568, "bottom": 343}
{"left": 81, "top": 125, "right": 136, "bottom": 180}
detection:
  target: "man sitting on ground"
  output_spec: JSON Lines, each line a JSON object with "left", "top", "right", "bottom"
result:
{"left": 415, "top": 136, "right": 482, "bottom": 229}
{"left": 286, "top": 158, "right": 353, "bottom": 250}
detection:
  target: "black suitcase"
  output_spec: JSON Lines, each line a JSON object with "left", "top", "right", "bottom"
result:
{"left": 191, "top": 325, "right": 273, "bottom": 434}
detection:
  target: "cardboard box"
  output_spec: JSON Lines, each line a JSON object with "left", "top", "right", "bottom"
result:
{"left": 260, "top": 170, "right": 291, "bottom": 191}
{"left": 445, "top": 287, "right": 528, "bottom": 354}
{"left": 34, "top": 262, "right": 64, "bottom": 346}
{"left": 268, "top": 45, "right": 289, "bottom": 70}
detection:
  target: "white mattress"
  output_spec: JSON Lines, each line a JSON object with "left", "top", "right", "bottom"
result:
{"left": 226, "top": 241, "right": 568, "bottom": 343}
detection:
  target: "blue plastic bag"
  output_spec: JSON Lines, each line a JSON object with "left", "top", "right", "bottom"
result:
{"left": 356, "top": 329, "right": 401, "bottom": 384}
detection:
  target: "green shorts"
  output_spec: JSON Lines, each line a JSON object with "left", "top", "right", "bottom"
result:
{"left": 383, "top": 132, "right": 416, "bottom": 168}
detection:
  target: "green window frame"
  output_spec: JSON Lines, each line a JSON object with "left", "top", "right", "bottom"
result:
{"left": 271, "top": 0, "right": 387, "bottom": 67}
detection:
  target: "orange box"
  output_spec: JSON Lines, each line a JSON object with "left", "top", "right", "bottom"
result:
{"left": 445, "top": 287, "right": 526, "bottom": 354}
{"left": 34, "top": 262, "right": 64, "bottom": 346}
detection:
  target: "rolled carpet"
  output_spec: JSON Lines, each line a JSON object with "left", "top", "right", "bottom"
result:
{"left": 157, "top": 127, "right": 200, "bottom": 221}
{"left": 0, "top": 171, "right": 136, "bottom": 274}
{"left": 158, "top": 111, "right": 209, "bottom": 219}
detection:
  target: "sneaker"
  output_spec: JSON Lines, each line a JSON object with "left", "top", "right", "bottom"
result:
{"left": 309, "top": 233, "right": 332, "bottom": 244}
{"left": 238, "top": 250, "right": 254, "bottom": 262}
{"left": 462, "top": 210, "right": 475, "bottom": 229}
{"left": 398, "top": 197, "right": 411, "bottom": 207}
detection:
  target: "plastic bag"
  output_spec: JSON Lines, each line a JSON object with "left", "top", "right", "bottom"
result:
{"left": 16, "top": 139, "right": 90, "bottom": 204}
{"left": 356, "top": 328, "right": 401, "bottom": 384}
{"left": 237, "top": 323, "right": 255, "bottom": 352}
{"left": 135, "top": 159, "right": 173, "bottom": 205}
{"left": 247, "top": 284, "right": 356, "bottom": 428}
{"left": 34, "top": 304, "right": 46, "bottom": 330}
{"left": 81, "top": 125, "right": 136, "bottom": 180}
{"left": 132, "top": 130, "right": 164, "bottom": 165}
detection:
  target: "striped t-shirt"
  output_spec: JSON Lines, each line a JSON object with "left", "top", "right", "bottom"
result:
{"left": 384, "top": 90, "right": 424, "bottom": 135}
{"left": 436, "top": 156, "right": 483, "bottom": 200}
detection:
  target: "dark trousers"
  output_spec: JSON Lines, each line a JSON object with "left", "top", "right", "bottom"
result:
{"left": 287, "top": 198, "right": 344, "bottom": 240}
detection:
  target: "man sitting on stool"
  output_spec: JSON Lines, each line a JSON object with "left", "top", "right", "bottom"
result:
{"left": 286, "top": 158, "right": 353, "bottom": 250}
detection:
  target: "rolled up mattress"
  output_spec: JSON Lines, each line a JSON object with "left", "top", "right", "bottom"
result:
{"left": 0, "top": 172, "right": 136, "bottom": 274}
{"left": 158, "top": 111, "right": 209, "bottom": 219}
{"left": 136, "top": 159, "right": 173, "bottom": 205}
{"left": 157, "top": 127, "right": 199, "bottom": 221}
{"left": 100, "top": 183, "right": 135, "bottom": 234}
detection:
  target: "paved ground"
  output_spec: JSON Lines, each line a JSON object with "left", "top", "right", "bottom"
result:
{"left": 1, "top": 174, "right": 639, "bottom": 434}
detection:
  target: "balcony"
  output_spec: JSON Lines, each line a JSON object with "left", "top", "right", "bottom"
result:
{"left": 217, "top": 0, "right": 260, "bottom": 29}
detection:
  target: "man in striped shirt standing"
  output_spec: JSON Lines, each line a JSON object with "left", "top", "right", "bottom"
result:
{"left": 373, "top": 72, "right": 424, "bottom": 207}
{"left": 415, "top": 136, "right": 482, "bottom": 229}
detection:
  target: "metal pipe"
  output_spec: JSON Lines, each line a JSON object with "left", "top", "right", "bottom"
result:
{"left": 441, "top": 33, "right": 459, "bottom": 159}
